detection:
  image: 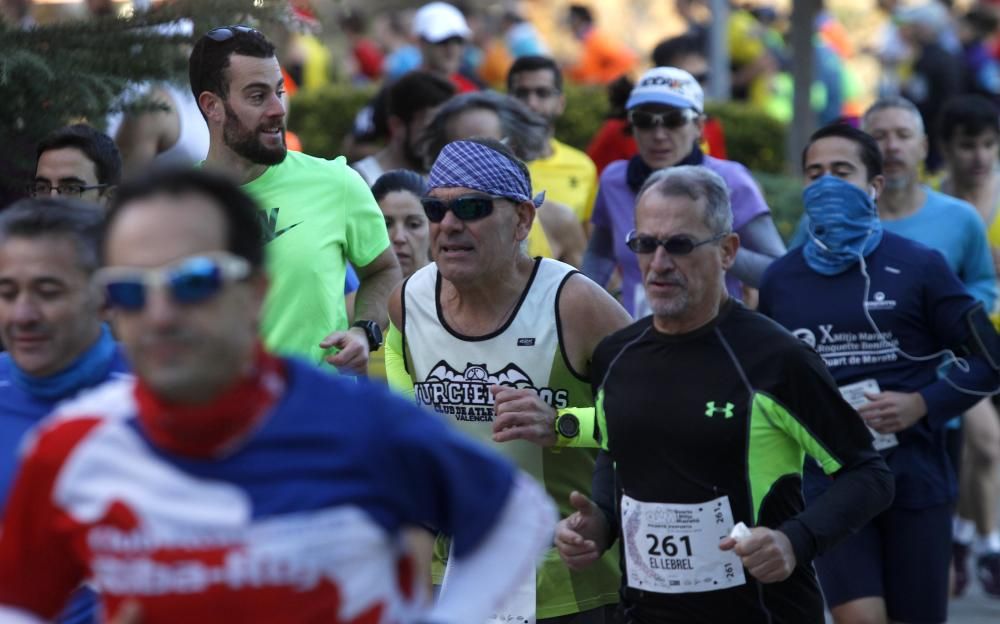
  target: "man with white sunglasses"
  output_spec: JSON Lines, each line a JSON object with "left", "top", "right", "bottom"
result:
{"left": 0, "top": 168, "right": 554, "bottom": 624}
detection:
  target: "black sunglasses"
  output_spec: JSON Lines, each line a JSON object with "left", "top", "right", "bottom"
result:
{"left": 205, "top": 25, "right": 260, "bottom": 42}
{"left": 625, "top": 230, "right": 729, "bottom": 255}
{"left": 628, "top": 108, "right": 696, "bottom": 130}
{"left": 421, "top": 195, "right": 504, "bottom": 223}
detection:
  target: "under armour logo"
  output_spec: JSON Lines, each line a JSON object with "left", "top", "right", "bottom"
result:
{"left": 705, "top": 401, "right": 735, "bottom": 419}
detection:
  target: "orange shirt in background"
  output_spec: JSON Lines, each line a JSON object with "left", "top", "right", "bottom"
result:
{"left": 566, "top": 29, "right": 637, "bottom": 85}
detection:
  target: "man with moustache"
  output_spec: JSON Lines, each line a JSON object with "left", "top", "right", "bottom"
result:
{"left": 555, "top": 165, "right": 894, "bottom": 623}
{"left": 191, "top": 25, "right": 400, "bottom": 374}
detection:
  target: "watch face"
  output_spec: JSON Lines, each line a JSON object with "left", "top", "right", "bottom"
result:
{"left": 370, "top": 322, "right": 383, "bottom": 346}
{"left": 558, "top": 413, "right": 580, "bottom": 438}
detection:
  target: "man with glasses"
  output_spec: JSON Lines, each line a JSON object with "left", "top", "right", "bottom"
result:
{"left": 507, "top": 56, "right": 598, "bottom": 228}
{"left": 0, "top": 198, "right": 130, "bottom": 624}
{"left": 583, "top": 67, "right": 784, "bottom": 317}
{"left": 555, "top": 165, "right": 895, "bottom": 624}
{"left": 31, "top": 124, "right": 121, "bottom": 207}
{"left": 385, "top": 138, "right": 632, "bottom": 623}
{"left": 190, "top": 25, "right": 400, "bottom": 375}
{"left": 758, "top": 123, "right": 1000, "bottom": 624}
{"left": 0, "top": 167, "right": 556, "bottom": 623}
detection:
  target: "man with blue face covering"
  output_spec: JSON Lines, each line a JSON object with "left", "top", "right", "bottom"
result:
{"left": 759, "top": 123, "right": 1000, "bottom": 624}
{"left": 0, "top": 197, "right": 131, "bottom": 624}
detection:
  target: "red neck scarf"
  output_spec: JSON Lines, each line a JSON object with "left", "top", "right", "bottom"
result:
{"left": 134, "top": 347, "right": 286, "bottom": 459}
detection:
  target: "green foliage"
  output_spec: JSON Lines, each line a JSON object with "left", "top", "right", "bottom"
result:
{"left": 553, "top": 84, "right": 608, "bottom": 152}
{"left": 705, "top": 101, "right": 788, "bottom": 175}
{"left": 288, "top": 84, "right": 377, "bottom": 159}
{"left": 753, "top": 171, "right": 804, "bottom": 244}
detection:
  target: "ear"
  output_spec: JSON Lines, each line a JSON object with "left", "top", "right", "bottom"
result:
{"left": 387, "top": 115, "right": 405, "bottom": 140}
{"left": 869, "top": 174, "right": 886, "bottom": 200}
{"left": 556, "top": 92, "right": 567, "bottom": 116}
{"left": 694, "top": 114, "right": 706, "bottom": 137}
{"left": 920, "top": 134, "right": 929, "bottom": 160}
{"left": 719, "top": 231, "right": 740, "bottom": 271}
{"left": 513, "top": 200, "right": 536, "bottom": 243}
{"left": 198, "top": 91, "right": 225, "bottom": 126}
{"left": 245, "top": 271, "right": 270, "bottom": 328}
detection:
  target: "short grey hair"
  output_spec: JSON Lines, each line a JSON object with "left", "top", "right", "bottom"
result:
{"left": 863, "top": 96, "right": 925, "bottom": 135}
{"left": 423, "top": 91, "right": 549, "bottom": 169}
{"left": 636, "top": 165, "right": 733, "bottom": 234}
{"left": 0, "top": 197, "right": 104, "bottom": 274}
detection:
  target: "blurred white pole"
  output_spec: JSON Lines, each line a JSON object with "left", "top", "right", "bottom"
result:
{"left": 707, "top": 0, "right": 730, "bottom": 100}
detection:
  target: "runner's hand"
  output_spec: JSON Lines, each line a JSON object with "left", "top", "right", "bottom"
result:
{"left": 320, "top": 327, "right": 370, "bottom": 375}
{"left": 491, "top": 385, "right": 557, "bottom": 447}
{"left": 109, "top": 601, "right": 143, "bottom": 624}
{"left": 858, "top": 391, "right": 926, "bottom": 434}
{"left": 555, "top": 491, "right": 610, "bottom": 571}
{"left": 719, "top": 527, "right": 796, "bottom": 583}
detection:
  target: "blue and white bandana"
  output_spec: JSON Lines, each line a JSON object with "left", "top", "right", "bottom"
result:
{"left": 427, "top": 140, "right": 545, "bottom": 207}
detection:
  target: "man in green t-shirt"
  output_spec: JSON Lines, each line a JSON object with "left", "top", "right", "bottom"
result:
{"left": 189, "top": 25, "right": 400, "bottom": 373}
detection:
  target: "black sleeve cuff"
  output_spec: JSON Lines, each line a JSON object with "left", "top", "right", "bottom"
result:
{"left": 778, "top": 517, "right": 817, "bottom": 567}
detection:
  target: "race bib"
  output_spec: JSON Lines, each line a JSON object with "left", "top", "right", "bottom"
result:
{"left": 621, "top": 495, "right": 746, "bottom": 594}
{"left": 839, "top": 379, "right": 898, "bottom": 451}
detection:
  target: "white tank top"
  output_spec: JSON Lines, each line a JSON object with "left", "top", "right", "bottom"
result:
{"left": 402, "top": 257, "right": 587, "bottom": 477}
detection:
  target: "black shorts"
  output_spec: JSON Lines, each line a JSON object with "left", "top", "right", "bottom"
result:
{"left": 814, "top": 503, "right": 952, "bottom": 623}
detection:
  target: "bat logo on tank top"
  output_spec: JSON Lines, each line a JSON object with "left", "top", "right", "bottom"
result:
{"left": 414, "top": 360, "right": 569, "bottom": 422}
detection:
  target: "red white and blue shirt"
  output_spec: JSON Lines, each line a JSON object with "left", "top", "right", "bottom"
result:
{"left": 0, "top": 358, "right": 516, "bottom": 623}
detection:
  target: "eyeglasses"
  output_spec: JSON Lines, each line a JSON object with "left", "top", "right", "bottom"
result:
{"left": 420, "top": 195, "right": 503, "bottom": 223}
{"left": 28, "top": 180, "right": 108, "bottom": 198}
{"left": 625, "top": 230, "right": 729, "bottom": 255}
{"left": 94, "top": 253, "right": 251, "bottom": 311}
{"left": 205, "top": 25, "right": 260, "bottom": 42}
{"left": 513, "top": 86, "right": 560, "bottom": 100}
{"left": 627, "top": 108, "right": 697, "bottom": 130}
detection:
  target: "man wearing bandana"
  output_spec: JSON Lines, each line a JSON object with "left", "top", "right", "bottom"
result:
{"left": 759, "top": 123, "right": 1000, "bottom": 624}
{"left": 385, "top": 138, "right": 632, "bottom": 622}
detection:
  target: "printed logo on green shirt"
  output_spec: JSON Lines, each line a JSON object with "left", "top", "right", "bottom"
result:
{"left": 705, "top": 401, "right": 735, "bottom": 419}
{"left": 259, "top": 207, "right": 303, "bottom": 244}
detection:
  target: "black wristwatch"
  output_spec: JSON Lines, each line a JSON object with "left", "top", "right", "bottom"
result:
{"left": 352, "top": 320, "right": 383, "bottom": 351}
{"left": 556, "top": 411, "right": 580, "bottom": 440}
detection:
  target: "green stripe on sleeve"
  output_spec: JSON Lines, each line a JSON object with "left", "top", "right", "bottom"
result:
{"left": 747, "top": 392, "right": 844, "bottom": 523}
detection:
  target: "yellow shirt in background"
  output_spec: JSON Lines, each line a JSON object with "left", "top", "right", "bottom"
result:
{"left": 528, "top": 139, "right": 599, "bottom": 224}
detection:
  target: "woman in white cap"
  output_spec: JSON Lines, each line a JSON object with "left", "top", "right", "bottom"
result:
{"left": 583, "top": 67, "right": 785, "bottom": 317}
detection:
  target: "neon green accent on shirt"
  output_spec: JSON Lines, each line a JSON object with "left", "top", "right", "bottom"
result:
{"left": 596, "top": 388, "right": 609, "bottom": 452}
{"left": 242, "top": 152, "right": 390, "bottom": 365}
{"left": 748, "top": 392, "right": 843, "bottom": 524}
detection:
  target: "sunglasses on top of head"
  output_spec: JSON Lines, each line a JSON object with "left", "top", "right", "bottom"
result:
{"left": 420, "top": 195, "right": 508, "bottom": 223}
{"left": 94, "top": 253, "right": 252, "bottom": 312}
{"left": 204, "top": 25, "right": 261, "bottom": 42}
{"left": 625, "top": 230, "right": 729, "bottom": 255}
{"left": 628, "top": 108, "right": 698, "bottom": 130}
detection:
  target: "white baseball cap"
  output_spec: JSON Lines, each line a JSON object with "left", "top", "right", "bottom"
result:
{"left": 413, "top": 2, "right": 471, "bottom": 43}
{"left": 626, "top": 67, "right": 704, "bottom": 113}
